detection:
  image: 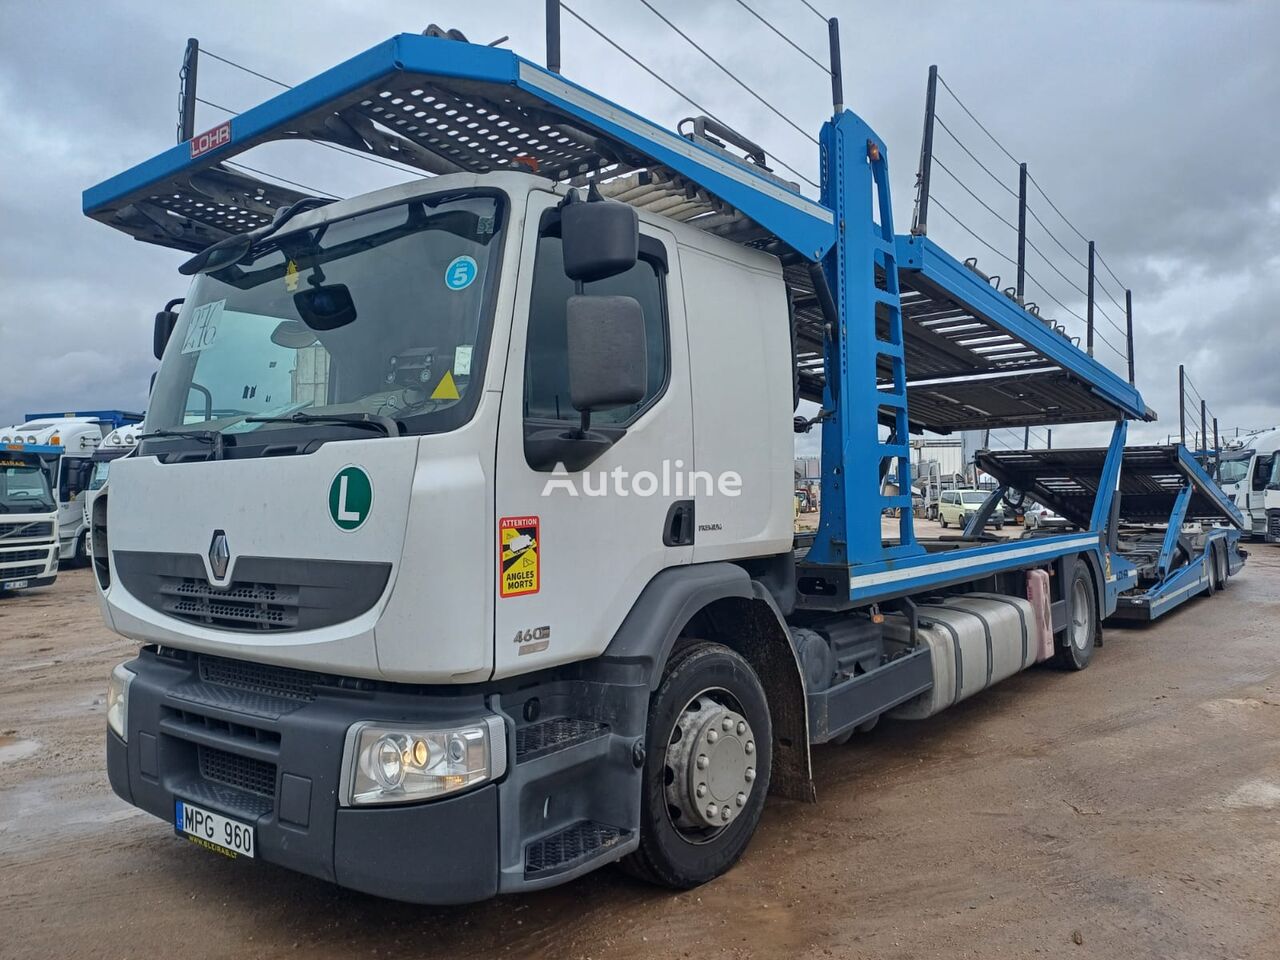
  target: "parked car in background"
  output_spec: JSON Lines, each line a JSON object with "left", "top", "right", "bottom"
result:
{"left": 938, "top": 489, "right": 1005, "bottom": 529}
{"left": 1024, "top": 501, "right": 1072, "bottom": 531}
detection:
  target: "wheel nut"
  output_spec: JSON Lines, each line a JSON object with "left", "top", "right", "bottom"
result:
{"left": 721, "top": 806, "right": 731, "bottom": 821}
{"left": 745, "top": 767, "right": 755, "bottom": 782}
{"left": 707, "top": 730, "right": 719, "bottom": 743}
{"left": 736, "top": 721, "right": 747, "bottom": 735}
{"left": 696, "top": 783, "right": 707, "bottom": 798}
{"left": 706, "top": 803, "right": 719, "bottom": 819}
{"left": 736, "top": 792, "right": 746, "bottom": 807}
{"left": 697, "top": 755, "right": 709, "bottom": 770}
{"left": 722, "top": 717, "right": 733, "bottom": 731}
{"left": 745, "top": 741, "right": 755, "bottom": 755}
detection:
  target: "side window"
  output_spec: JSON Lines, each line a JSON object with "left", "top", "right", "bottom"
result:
{"left": 524, "top": 233, "right": 668, "bottom": 426}
{"left": 1253, "top": 456, "right": 1273, "bottom": 491}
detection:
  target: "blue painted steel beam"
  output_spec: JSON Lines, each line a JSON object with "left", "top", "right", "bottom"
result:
{"left": 896, "top": 235, "right": 1151, "bottom": 425}
{"left": 1090, "top": 420, "right": 1129, "bottom": 533}
{"left": 84, "top": 34, "right": 836, "bottom": 260}
{"left": 1156, "top": 482, "right": 1194, "bottom": 580}
{"left": 1174, "top": 443, "right": 1244, "bottom": 527}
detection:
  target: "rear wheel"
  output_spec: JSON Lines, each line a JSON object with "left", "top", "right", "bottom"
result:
{"left": 940, "top": 516, "right": 948, "bottom": 529}
{"left": 621, "top": 642, "right": 772, "bottom": 889}
{"left": 1054, "top": 559, "right": 1098, "bottom": 670}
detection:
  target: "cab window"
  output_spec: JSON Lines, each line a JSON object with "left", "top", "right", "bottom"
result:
{"left": 524, "top": 233, "right": 668, "bottom": 427}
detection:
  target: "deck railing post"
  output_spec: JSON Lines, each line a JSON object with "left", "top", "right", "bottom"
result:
{"left": 1047, "top": 429, "right": 1052, "bottom": 450}
{"left": 546, "top": 0, "right": 561, "bottom": 73}
{"left": 1086, "top": 240, "right": 1096, "bottom": 357}
{"left": 1178, "top": 364, "right": 1186, "bottom": 445}
{"left": 1023, "top": 427, "right": 1030, "bottom": 450}
{"left": 1213, "top": 417, "right": 1220, "bottom": 461}
{"left": 911, "top": 65, "right": 938, "bottom": 236}
{"left": 1125, "top": 289, "right": 1135, "bottom": 385}
{"left": 827, "top": 18, "right": 843, "bottom": 115}
{"left": 1200, "top": 400, "right": 1208, "bottom": 455}
{"left": 178, "top": 38, "right": 199, "bottom": 143}
{"left": 1016, "top": 163, "right": 1027, "bottom": 301}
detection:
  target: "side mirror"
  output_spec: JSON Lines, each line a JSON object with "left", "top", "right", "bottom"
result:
{"left": 523, "top": 295, "right": 647, "bottom": 473}
{"left": 566, "top": 294, "right": 646, "bottom": 418}
{"left": 561, "top": 196, "right": 639, "bottom": 282}
{"left": 153, "top": 298, "right": 183, "bottom": 360}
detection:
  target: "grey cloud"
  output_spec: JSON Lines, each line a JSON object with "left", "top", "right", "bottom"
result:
{"left": 1, "top": 0, "right": 1276, "bottom": 444}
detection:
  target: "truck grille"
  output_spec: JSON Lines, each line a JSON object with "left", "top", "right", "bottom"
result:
{"left": 199, "top": 655, "right": 329, "bottom": 702}
{"left": 1269, "top": 512, "right": 1280, "bottom": 542}
{"left": 0, "top": 564, "right": 44, "bottom": 580}
{"left": 0, "top": 521, "right": 53, "bottom": 540}
{"left": 198, "top": 745, "right": 277, "bottom": 798}
{"left": 113, "top": 552, "right": 391, "bottom": 633}
{"left": 1, "top": 549, "right": 50, "bottom": 564}
{"left": 163, "top": 577, "right": 301, "bottom": 631}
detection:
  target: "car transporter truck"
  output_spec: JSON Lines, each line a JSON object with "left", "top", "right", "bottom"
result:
{"left": 83, "top": 26, "right": 1243, "bottom": 902}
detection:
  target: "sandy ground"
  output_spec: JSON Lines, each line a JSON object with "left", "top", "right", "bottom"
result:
{"left": 2, "top": 550, "right": 1279, "bottom": 960}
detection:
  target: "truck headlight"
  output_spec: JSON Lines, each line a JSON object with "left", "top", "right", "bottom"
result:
{"left": 107, "top": 662, "right": 135, "bottom": 741}
{"left": 341, "top": 717, "right": 506, "bottom": 806}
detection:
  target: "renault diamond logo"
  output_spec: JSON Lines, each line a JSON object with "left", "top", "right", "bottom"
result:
{"left": 208, "top": 530, "right": 230, "bottom": 581}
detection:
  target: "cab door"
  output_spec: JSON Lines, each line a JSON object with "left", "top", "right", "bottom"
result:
{"left": 492, "top": 195, "right": 692, "bottom": 678}
{"left": 1247, "top": 454, "right": 1272, "bottom": 533}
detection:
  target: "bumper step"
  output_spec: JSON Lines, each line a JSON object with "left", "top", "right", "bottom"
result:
{"left": 524, "top": 820, "right": 630, "bottom": 879}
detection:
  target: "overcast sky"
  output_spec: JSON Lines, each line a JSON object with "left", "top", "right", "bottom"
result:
{"left": 1, "top": 0, "right": 1276, "bottom": 451}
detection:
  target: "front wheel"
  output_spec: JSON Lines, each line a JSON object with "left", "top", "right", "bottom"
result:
{"left": 621, "top": 642, "right": 772, "bottom": 889}
{"left": 1054, "top": 558, "right": 1098, "bottom": 670}
{"left": 940, "top": 516, "right": 948, "bottom": 528}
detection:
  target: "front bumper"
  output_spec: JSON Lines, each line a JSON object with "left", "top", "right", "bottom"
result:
{"left": 0, "top": 540, "right": 58, "bottom": 588}
{"left": 108, "top": 646, "right": 647, "bottom": 903}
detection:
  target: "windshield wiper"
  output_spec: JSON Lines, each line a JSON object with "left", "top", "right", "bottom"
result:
{"left": 138, "top": 428, "right": 227, "bottom": 460}
{"left": 243, "top": 412, "right": 401, "bottom": 437}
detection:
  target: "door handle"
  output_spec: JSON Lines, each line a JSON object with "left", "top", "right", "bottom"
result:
{"left": 663, "top": 500, "right": 695, "bottom": 546}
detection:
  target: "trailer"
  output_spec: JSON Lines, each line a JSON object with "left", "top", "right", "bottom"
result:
{"left": 85, "top": 29, "right": 1161, "bottom": 902}
{"left": 979, "top": 444, "right": 1246, "bottom": 622}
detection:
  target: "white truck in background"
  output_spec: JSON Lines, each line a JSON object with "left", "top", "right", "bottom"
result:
{"left": 83, "top": 424, "right": 143, "bottom": 542}
{"left": 0, "top": 441, "right": 60, "bottom": 593}
{"left": 1, "top": 413, "right": 144, "bottom": 564}
{"left": 1216, "top": 428, "right": 1280, "bottom": 541}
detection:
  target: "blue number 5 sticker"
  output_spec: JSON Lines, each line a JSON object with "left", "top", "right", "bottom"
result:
{"left": 445, "top": 256, "right": 478, "bottom": 291}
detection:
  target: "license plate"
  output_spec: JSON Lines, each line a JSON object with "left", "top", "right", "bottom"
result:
{"left": 2, "top": 579, "right": 29, "bottom": 590}
{"left": 174, "top": 800, "right": 255, "bottom": 859}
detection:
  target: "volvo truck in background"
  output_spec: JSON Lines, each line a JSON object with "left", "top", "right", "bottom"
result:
{"left": 85, "top": 31, "right": 1221, "bottom": 903}
{"left": 0, "top": 441, "right": 60, "bottom": 593}
{"left": 1, "top": 411, "right": 143, "bottom": 564}
{"left": 1216, "top": 428, "right": 1280, "bottom": 541}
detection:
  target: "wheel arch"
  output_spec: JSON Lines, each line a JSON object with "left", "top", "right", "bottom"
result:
{"left": 601, "top": 563, "right": 814, "bottom": 802}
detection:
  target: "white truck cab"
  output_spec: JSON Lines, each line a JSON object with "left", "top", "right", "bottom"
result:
{"left": 0, "top": 441, "right": 60, "bottom": 593}
{"left": 1217, "top": 428, "right": 1280, "bottom": 541}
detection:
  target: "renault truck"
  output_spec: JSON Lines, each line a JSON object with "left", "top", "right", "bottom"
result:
{"left": 87, "top": 31, "right": 1175, "bottom": 902}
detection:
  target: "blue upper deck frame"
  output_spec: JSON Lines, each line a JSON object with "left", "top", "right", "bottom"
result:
{"left": 85, "top": 32, "right": 1154, "bottom": 587}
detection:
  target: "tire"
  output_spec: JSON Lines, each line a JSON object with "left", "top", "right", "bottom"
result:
{"left": 1215, "top": 546, "right": 1229, "bottom": 591}
{"left": 1054, "top": 558, "right": 1098, "bottom": 671}
{"left": 940, "top": 516, "right": 948, "bottom": 529}
{"left": 620, "top": 641, "right": 772, "bottom": 889}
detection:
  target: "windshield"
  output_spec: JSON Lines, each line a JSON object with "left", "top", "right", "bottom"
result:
{"left": 1216, "top": 457, "right": 1250, "bottom": 485}
{"left": 961, "top": 492, "right": 988, "bottom": 505}
{"left": 0, "top": 460, "right": 56, "bottom": 513}
{"left": 89, "top": 459, "right": 111, "bottom": 491}
{"left": 147, "top": 192, "right": 504, "bottom": 447}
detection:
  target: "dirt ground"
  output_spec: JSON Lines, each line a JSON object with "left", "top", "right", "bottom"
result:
{"left": 2, "top": 550, "right": 1279, "bottom": 960}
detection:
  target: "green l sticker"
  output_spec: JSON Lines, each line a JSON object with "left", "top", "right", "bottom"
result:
{"left": 329, "top": 466, "right": 372, "bottom": 531}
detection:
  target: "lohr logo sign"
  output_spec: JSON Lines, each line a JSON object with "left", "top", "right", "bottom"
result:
{"left": 190, "top": 121, "right": 232, "bottom": 159}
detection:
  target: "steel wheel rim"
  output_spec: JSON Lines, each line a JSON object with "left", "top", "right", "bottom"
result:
{"left": 662, "top": 686, "right": 758, "bottom": 845}
{"left": 1070, "top": 578, "right": 1091, "bottom": 650}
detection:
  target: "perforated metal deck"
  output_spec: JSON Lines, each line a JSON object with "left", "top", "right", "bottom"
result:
{"left": 978, "top": 444, "right": 1244, "bottom": 528}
